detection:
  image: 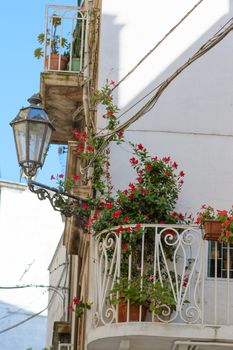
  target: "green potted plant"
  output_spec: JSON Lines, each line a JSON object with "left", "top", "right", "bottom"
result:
{"left": 69, "top": 296, "right": 92, "bottom": 318}
{"left": 34, "top": 15, "right": 70, "bottom": 70}
{"left": 68, "top": 21, "right": 83, "bottom": 71}
{"left": 196, "top": 205, "right": 233, "bottom": 242}
{"left": 109, "top": 275, "right": 176, "bottom": 322}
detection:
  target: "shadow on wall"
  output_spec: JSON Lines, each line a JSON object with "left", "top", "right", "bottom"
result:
{"left": 109, "top": 2, "right": 233, "bottom": 212}
{"left": 0, "top": 300, "right": 46, "bottom": 350}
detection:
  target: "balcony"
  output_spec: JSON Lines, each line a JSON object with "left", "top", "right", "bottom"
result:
{"left": 39, "top": 5, "right": 88, "bottom": 143}
{"left": 87, "top": 224, "right": 233, "bottom": 350}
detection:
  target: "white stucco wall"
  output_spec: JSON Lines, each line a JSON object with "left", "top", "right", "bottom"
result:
{"left": 46, "top": 234, "right": 69, "bottom": 347}
{"left": 98, "top": 0, "right": 233, "bottom": 216}
{"left": 0, "top": 180, "right": 64, "bottom": 347}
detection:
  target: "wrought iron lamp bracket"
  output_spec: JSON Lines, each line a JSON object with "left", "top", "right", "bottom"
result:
{"left": 28, "top": 180, "right": 84, "bottom": 217}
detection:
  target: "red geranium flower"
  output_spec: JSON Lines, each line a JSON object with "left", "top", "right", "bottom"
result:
{"left": 58, "top": 174, "right": 64, "bottom": 179}
{"left": 138, "top": 144, "right": 144, "bottom": 150}
{"left": 122, "top": 243, "right": 129, "bottom": 250}
{"left": 130, "top": 157, "right": 138, "bottom": 165}
{"left": 112, "top": 210, "right": 122, "bottom": 219}
{"left": 179, "top": 171, "right": 185, "bottom": 177}
{"left": 73, "top": 297, "right": 79, "bottom": 305}
{"left": 72, "top": 175, "right": 79, "bottom": 181}
{"left": 172, "top": 162, "right": 178, "bottom": 169}
{"left": 146, "top": 164, "right": 153, "bottom": 171}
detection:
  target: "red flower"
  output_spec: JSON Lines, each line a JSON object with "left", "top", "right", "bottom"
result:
{"left": 226, "top": 231, "right": 231, "bottom": 238}
{"left": 72, "top": 175, "right": 79, "bottom": 181}
{"left": 87, "top": 145, "right": 94, "bottom": 152}
{"left": 110, "top": 80, "right": 116, "bottom": 86}
{"left": 116, "top": 226, "right": 124, "bottom": 235}
{"left": 78, "top": 145, "right": 84, "bottom": 152}
{"left": 201, "top": 204, "right": 206, "bottom": 209}
{"left": 81, "top": 132, "right": 87, "bottom": 142}
{"left": 129, "top": 183, "right": 135, "bottom": 190}
{"left": 58, "top": 174, "right": 64, "bottom": 179}
{"left": 217, "top": 210, "right": 228, "bottom": 216}
{"left": 127, "top": 227, "right": 132, "bottom": 232}
{"left": 138, "top": 144, "right": 144, "bottom": 150}
{"left": 178, "top": 213, "right": 184, "bottom": 220}
{"left": 108, "top": 110, "right": 114, "bottom": 116}
{"left": 72, "top": 129, "right": 81, "bottom": 139}
{"left": 82, "top": 203, "right": 88, "bottom": 210}
{"left": 130, "top": 157, "right": 138, "bottom": 165}
{"left": 117, "top": 131, "right": 124, "bottom": 137}
{"left": 163, "top": 157, "right": 171, "bottom": 163}
{"left": 172, "top": 162, "right": 178, "bottom": 169}
{"left": 171, "top": 212, "right": 177, "bottom": 217}
{"left": 135, "top": 224, "right": 141, "bottom": 230}
{"left": 112, "top": 210, "right": 122, "bottom": 219}
{"left": 50, "top": 175, "right": 55, "bottom": 180}
{"left": 179, "top": 171, "right": 185, "bottom": 177}
{"left": 124, "top": 217, "right": 129, "bottom": 223}
{"left": 137, "top": 177, "right": 143, "bottom": 183}
{"left": 164, "top": 171, "right": 170, "bottom": 176}
{"left": 73, "top": 297, "right": 79, "bottom": 305}
{"left": 146, "top": 164, "right": 153, "bottom": 171}
{"left": 122, "top": 243, "right": 129, "bottom": 250}
{"left": 179, "top": 179, "right": 184, "bottom": 185}
{"left": 123, "top": 189, "right": 128, "bottom": 195}
{"left": 105, "top": 202, "right": 113, "bottom": 209}
{"left": 153, "top": 156, "right": 158, "bottom": 161}
{"left": 102, "top": 114, "right": 106, "bottom": 119}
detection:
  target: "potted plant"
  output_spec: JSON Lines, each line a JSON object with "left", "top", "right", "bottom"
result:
{"left": 109, "top": 275, "right": 176, "bottom": 322}
{"left": 69, "top": 296, "right": 92, "bottom": 318}
{"left": 34, "top": 15, "right": 70, "bottom": 70}
{"left": 68, "top": 21, "right": 83, "bottom": 71}
{"left": 196, "top": 205, "right": 233, "bottom": 242}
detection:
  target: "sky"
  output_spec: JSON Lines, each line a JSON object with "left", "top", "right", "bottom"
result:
{"left": 0, "top": 0, "right": 77, "bottom": 186}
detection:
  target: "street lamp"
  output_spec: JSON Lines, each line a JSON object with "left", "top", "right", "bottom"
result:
{"left": 10, "top": 94, "right": 85, "bottom": 216}
{"left": 10, "top": 94, "right": 55, "bottom": 178}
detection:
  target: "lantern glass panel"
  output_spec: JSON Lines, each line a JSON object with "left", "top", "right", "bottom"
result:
{"left": 13, "top": 122, "right": 27, "bottom": 163}
{"left": 40, "top": 127, "right": 52, "bottom": 165}
{"left": 28, "top": 121, "right": 47, "bottom": 162}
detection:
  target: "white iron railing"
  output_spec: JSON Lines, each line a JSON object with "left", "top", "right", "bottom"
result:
{"left": 43, "top": 5, "right": 87, "bottom": 72}
{"left": 92, "top": 224, "right": 233, "bottom": 327}
{"left": 58, "top": 342, "right": 72, "bottom": 350}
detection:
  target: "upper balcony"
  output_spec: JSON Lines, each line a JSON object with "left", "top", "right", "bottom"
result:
{"left": 39, "top": 5, "right": 88, "bottom": 143}
{"left": 87, "top": 224, "right": 233, "bottom": 350}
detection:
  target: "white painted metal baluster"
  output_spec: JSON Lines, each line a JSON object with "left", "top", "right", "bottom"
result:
{"left": 59, "top": 16, "right": 64, "bottom": 70}
{"left": 127, "top": 250, "right": 132, "bottom": 322}
{"left": 69, "top": 17, "right": 75, "bottom": 72}
{"left": 48, "top": 13, "right": 53, "bottom": 70}
{"left": 214, "top": 241, "right": 218, "bottom": 324}
{"left": 152, "top": 226, "right": 159, "bottom": 321}
{"left": 116, "top": 232, "right": 122, "bottom": 323}
{"left": 139, "top": 227, "right": 145, "bottom": 322}
{"left": 44, "top": 5, "right": 49, "bottom": 70}
{"left": 201, "top": 239, "right": 205, "bottom": 324}
{"left": 80, "top": 14, "right": 85, "bottom": 71}
{"left": 227, "top": 243, "right": 230, "bottom": 325}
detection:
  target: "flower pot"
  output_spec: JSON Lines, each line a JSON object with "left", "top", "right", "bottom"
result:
{"left": 68, "top": 57, "right": 81, "bottom": 71}
{"left": 45, "top": 54, "right": 68, "bottom": 70}
{"left": 117, "top": 302, "right": 147, "bottom": 322}
{"left": 203, "top": 220, "right": 222, "bottom": 241}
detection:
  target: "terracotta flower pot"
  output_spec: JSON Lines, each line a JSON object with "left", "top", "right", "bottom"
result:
{"left": 45, "top": 53, "right": 68, "bottom": 70}
{"left": 203, "top": 220, "right": 222, "bottom": 241}
{"left": 117, "top": 302, "right": 147, "bottom": 322}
